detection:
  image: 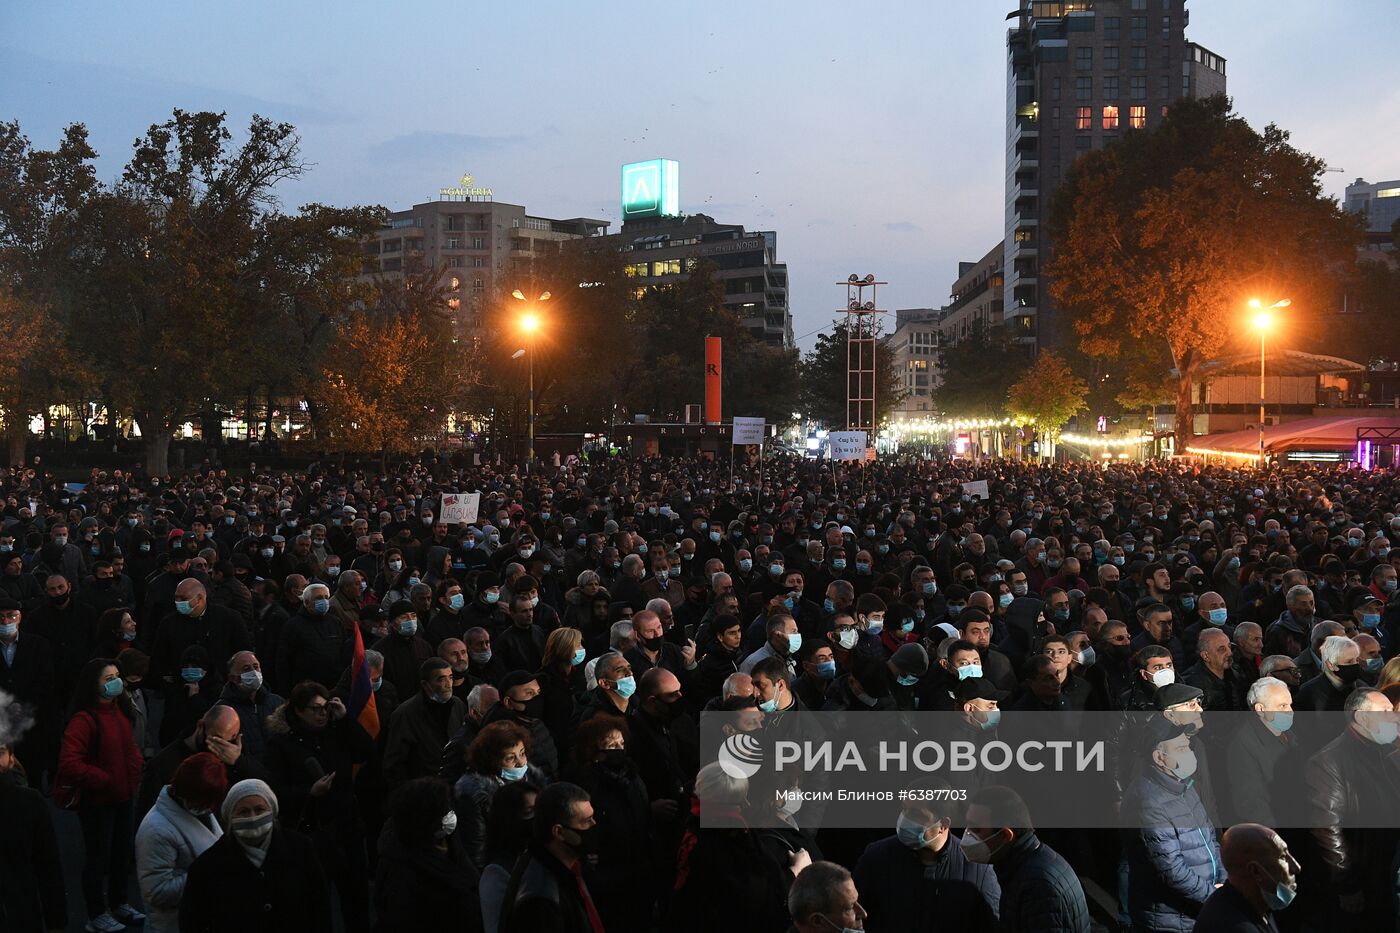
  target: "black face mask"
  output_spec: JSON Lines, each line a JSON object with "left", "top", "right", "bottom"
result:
{"left": 565, "top": 823, "right": 601, "bottom": 855}
{"left": 49, "top": 593, "right": 70, "bottom": 607}
{"left": 1104, "top": 643, "right": 1132, "bottom": 662}
{"left": 598, "top": 748, "right": 629, "bottom": 772}
{"left": 1336, "top": 663, "right": 1363, "bottom": 685}
{"left": 514, "top": 695, "right": 544, "bottom": 721}
{"left": 651, "top": 697, "right": 683, "bottom": 722}
{"left": 642, "top": 634, "right": 664, "bottom": 652}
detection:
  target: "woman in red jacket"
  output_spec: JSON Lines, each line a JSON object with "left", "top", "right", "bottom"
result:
{"left": 57, "top": 657, "right": 146, "bottom": 933}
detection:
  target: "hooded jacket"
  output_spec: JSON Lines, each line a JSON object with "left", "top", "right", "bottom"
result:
{"left": 135, "top": 786, "right": 223, "bottom": 933}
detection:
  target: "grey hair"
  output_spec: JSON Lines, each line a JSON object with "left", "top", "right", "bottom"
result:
{"left": 645, "top": 597, "right": 672, "bottom": 615}
{"left": 694, "top": 760, "right": 747, "bottom": 806}
{"left": 1232, "top": 622, "right": 1261, "bottom": 645}
{"left": 466, "top": 684, "right": 498, "bottom": 716}
{"left": 621, "top": 554, "right": 644, "bottom": 574}
{"left": 1246, "top": 676, "right": 1289, "bottom": 708}
{"left": 576, "top": 570, "right": 600, "bottom": 588}
{"left": 608, "top": 622, "right": 634, "bottom": 649}
{"left": 1320, "top": 635, "right": 1358, "bottom": 668}
{"left": 1285, "top": 584, "right": 1313, "bottom": 607}
{"left": 1260, "top": 655, "right": 1295, "bottom": 677}
{"left": 302, "top": 583, "right": 329, "bottom": 604}
{"left": 594, "top": 650, "right": 626, "bottom": 682}
{"left": 363, "top": 649, "right": 384, "bottom": 669}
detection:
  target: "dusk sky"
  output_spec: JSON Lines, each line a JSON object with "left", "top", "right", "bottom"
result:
{"left": 4, "top": 1, "right": 1396, "bottom": 350}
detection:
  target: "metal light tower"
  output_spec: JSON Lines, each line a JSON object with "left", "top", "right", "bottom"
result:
{"left": 840, "top": 274, "right": 886, "bottom": 446}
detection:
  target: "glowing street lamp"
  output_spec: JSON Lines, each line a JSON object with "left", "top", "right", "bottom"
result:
{"left": 1248, "top": 298, "right": 1291, "bottom": 464}
{"left": 512, "top": 290, "right": 551, "bottom": 469}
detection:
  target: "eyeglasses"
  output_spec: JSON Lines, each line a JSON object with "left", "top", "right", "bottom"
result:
{"left": 304, "top": 703, "right": 330, "bottom": 715}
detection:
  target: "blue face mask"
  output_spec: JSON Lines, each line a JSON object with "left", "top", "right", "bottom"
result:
{"left": 975, "top": 709, "right": 1001, "bottom": 731}
{"left": 947, "top": 603, "right": 964, "bottom": 617}
{"left": 896, "top": 673, "right": 919, "bottom": 687}
{"left": 739, "top": 559, "right": 752, "bottom": 572}
{"left": 1363, "top": 613, "right": 1382, "bottom": 630}
{"left": 101, "top": 677, "right": 126, "bottom": 699}
{"left": 709, "top": 531, "right": 721, "bottom": 543}
{"left": 815, "top": 659, "right": 837, "bottom": 679}
{"left": 180, "top": 667, "right": 204, "bottom": 683}
{"left": 824, "top": 598, "right": 836, "bottom": 614}
{"left": 449, "top": 593, "right": 465, "bottom": 611}
{"left": 612, "top": 675, "right": 637, "bottom": 699}
{"left": 1365, "top": 657, "right": 1384, "bottom": 673}
{"left": 878, "top": 544, "right": 889, "bottom": 554}
{"left": 770, "top": 563, "right": 784, "bottom": 577}
{"left": 175, "top": 599, "right": 194, "bottom": 615}
{"left": 758, "top": 696, "right": 779, "bottom": 713}
{"left": 371, "top": 677, "right": 383, "bottom": 693}
{"left": 483, "top": 590, "right": 500, "bottom": 605}
{"left": 1051, "top": 608, "right": 1070, "bottom": 623}
{"left": 1209, "top": 608, "right": 1229, "bottom": 625}
{"left": 500, "top": 764, "right": 528, "bottom": 782}
{"left": 1180, "top": 597, "right": 1196, "bottom": 611}
{"left": 314, "top": 598, "right": 330, "bottom": 615}
{"left": 1112, "top": 556, "right": 1125, "bottom": 566}
{"left": 397, "top": 619, "right": 417, "bottom": 637}
{"left": 786, "top": 633, "right": 803, "bottom": 654}
{"left": 958, "top": 664, "right": 983, "bottom": 681}
{"left": 922, "top": 581, "right": 937, "bottom": 597}
{"left": 900, "top": 619, "right": 915, "bottom": 634}
{"left": 856, "top": 562, "right": 871, "bottom": 574}
{"left": 571, "top": 647, "right": 587, "bottom": 666}
{"left": 998, "top": 593, "right": 1014, "bottom": 609}
{"left": 784, "top": 595, "right": 796, "bottom": 611}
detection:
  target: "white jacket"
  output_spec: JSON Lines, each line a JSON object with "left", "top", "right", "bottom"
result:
{"left": 134, "top": 786, "right": 223, "bottom": 933}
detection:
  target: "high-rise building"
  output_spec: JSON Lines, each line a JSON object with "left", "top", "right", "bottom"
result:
{"left": 1005, "top": 0, "right": 1225, "bottom": 350}
{"left": 363, "top": 189, "right": 608, "bottom": 342}
{"left": 1345, "top": 177, "right": 1400, "bottom": 250}
{"left": 888, "top": 309, "right": 946, "bottom": 417}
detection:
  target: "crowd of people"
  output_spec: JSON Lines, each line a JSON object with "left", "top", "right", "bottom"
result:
{"left": 2, "top": 451, "right": 1399, "bottom": 932}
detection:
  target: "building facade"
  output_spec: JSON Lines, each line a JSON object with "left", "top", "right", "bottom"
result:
{"left": 363, "top": 197, "right": 608, "bottom": 341}
{"left": 1005, "top": 0, "right": 1226, "bottom": 350}
{"left": 591, "top": 213, "right": 793, "bottom": 348}
{"left": 888, "top": 309, "right": 946, "bottom": 418}
{"left": 941, "top": 242, "right": 1005, "bottom": 345}
{"left": 1345, "top": 177, "right": 1400, "bottom": 249}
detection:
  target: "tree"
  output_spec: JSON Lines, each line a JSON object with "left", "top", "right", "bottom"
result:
{"left": 1048, "top": 95, "right": 1363, "bottom": 446}
{"left": 0, "top": 121, "right": 100, "bottom": 463}
{"left": 1006, "top": 351, "right": 1089, "bottom": 452}
{"left": 729, "top": 342, "right": 801, "bottom": 427}
{"left": 932, "top": 321, "right": 1023, "bottom": 417}
{"left": 800, "top": 321, "right": 904, "bottom": 429}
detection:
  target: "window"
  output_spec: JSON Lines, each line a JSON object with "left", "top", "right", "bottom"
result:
{"left": 1051, "top": 76, "right": 1061, "bottom": 100}
{"left": 1162, "top": 46, "right": 1172, "bottom": 69}
{"left": 1102, "top": 105, "right": 1119, "bottom": 129}
{"left": 1076, "top": 106, "right": 1092, "bottom": 130}
{"left": 1161, "top": 15, "right": 1171, "bottom": 37}
{"left": 1050, "top": 105, "right": 1060, "bottom": 128}
{"left": 1075, "top": 76, "right": 1091, "bottom": 100}
{"left": 1131, "top": 46, "right": 1146, "bottom": 69}
{"left": 447, "top": 257, "right": 464, "bottom": 267}
{"left": 449, "top": 276, "right": 461, "bottom": 290}
{"left": 471, "top": 237, "right": 486, "bottom": 250}
{"left": 1103, "top": 15, "right": 1120, "bottom": 39}
{"left": 1103, "top": 76, "right": 1118, "bottom": 99}
{"left": 1104, "top": 46, "right": 1119, "bottom": 69}
{"left": 625, "top": 262, "right": 649, "bottom": 277}
{"left": 1130, "top": 0, "right": 1146, "bottom": 9}
{"left": 655, "top": 259, "right": 682, "bottom": 276}
{"left": 446, "top": 298, "right": 460, "bottom": 310}
{"left": 1131, "top": 16, "right": 1146, "bottom": 39}
{"left": 444, "top": 237, "right": 461, "bottom": 249}
{"left": 1075, "top": 46, "right": 1093, "bottom": 70}
{"left": 472, "top": 257, "right": 486, "bottom": 268}
{"left": 1130, "top": 105, "right": 1147, "bottom": 128}
{"left": 1075, "top": 134, "right": 1092, "bottom": 151}
{"left": 1131, "top": 76, "right": 1147, "bottom": 99}
{"left": 472, "top": 278, "right": 484, "bottom": 290}
{"left": 1183, "top": 75, "right": 1191, "bottom": 96}
{"left": 1159, "top": 74, "right": 1171, "bottom": 98}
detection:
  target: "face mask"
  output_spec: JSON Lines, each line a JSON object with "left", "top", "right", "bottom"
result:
{"left": 389, "top": 559, "right": 403, "bottom": 572}
{"left": 823, "top": 597, "right": 836, "bottom": 614}
{"left": 1336, "top": 663, "right": 1363, "bottom": 685}
{"left": 1266, "top": 710, "right": 1293, "bottom": 733}
{"left": 784, "top": 633, "right": 802, "bottom": 654}
{"left": 181, "top": 667, "right": 204, "bottom": 683}
{"left": 758, "top": 695, "right": 779, "bottom": 713}
{"left": 1386, "top": 580, "right": 1399, "bottom": 593}
{"left": 1349, "top": 536, "right": 1363, "bottom": 548}
{"left": 571, "top": 647, "right": 587, "bottom": 667}
{"left": 1051, "top": 608, "right": 1070, "bottom": 624}
{"left": 637, "top": 544, "right": 648, "bottom": 555}
{"left": 447, "top": 592, "right": 465, "bottom": 611}
{"left": 896, "top": 673, "right": 919, "bottom": 687}
{"left": 175, "top": 599, "right": 194, "bottom": 615}
{"left": 770, "top": 563, "right": 784, "bottom": 577}
{"left": 974, "top": 708, "right": 1001, "bottom": 731}
{"left": 313, "top": 598, "right": 330, "bottom": 615}
{"left": 326, "top": 565, "right": 341, "bottom": 578}
{"left": 921, "top": 580, "right": 937, "bottom": 597}
{"left": 959, "top": 830, "right": 998, "bottom": 864}
{"left": 866, "top": 617, "right": 884, "bottom": 636}
{"left": 0, "top": 622, "right": 16, "bottom": 639}
{"left": 101, "top": 677, "right": 126, "bottom": 699}
{"left": 1151, "top": 668, "right": 1176, "bottom": 688}
{"left": 837, "top": 629, "right": 858, "bottom": 650}
{"left": 814, "top": 659, "right": 837, "bottom": 679}
{"left": 231, "top": 812, "right": 275, "bottom": 842}
{"left": 529, "top": 595, "right": 540, "bottom": 609}
{"left": 1012, "top": 584, "right": 1028, "bottom": 597}
{"left": 408, "top": 576, "right": 422, "bottom": 587}
{"left": 261, "top": 547, "right": 274, "bottom": 558}
{"left": 500, "top": 764, "right": 528, "bottom": 782}
{"left": 1366, "top": 657, "right": 1384, "bottom": 674}
{"left": 998, "top": 593, "right": 1014, "bottom": 609}
{"left": 397, "top": 618, "right": 418, "bottom": 637}
{"left": 1076, "top": 647, "right": 1096, "bottom": 667}
{"left": 668, "top": 566, "right": 681, "bottom": 578}
{"left": 371, "top": 677, "right": 383, "bottom": 692}
{"left": 239, "top": 669, "right": 263, "bottom": 691}
{"left": 1166, "top": 748, "right": 1198, "bottom": 781}
{"left": 612, "top": 675, "right": 637, "bottom": 699}
{"left": 1046, "top": 559, "right": 1062, "bottom": 571}
{"left": 1208, "top": 608, "right": 1228, "bottom": 626}
{"left": 53, "top": 535, "right": 68, "bottom": 547}
{"left": 896, "top": 813, "right": 931, "bottom": 849}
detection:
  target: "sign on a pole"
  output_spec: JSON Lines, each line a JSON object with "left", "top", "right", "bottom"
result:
{"left": 960, "top": 480, "right": 990, "bottom": 500}
{"left": 864, "top": 447, "right": 877, "bottom": 462}
{"left": 440, "top": 492, "right": 480, "bottom": 526}
{"left": 829, "top": 431, "right": 869, "bottom": 461}
{"left": 732, "top": 417, "right": 766, "bottom": 446}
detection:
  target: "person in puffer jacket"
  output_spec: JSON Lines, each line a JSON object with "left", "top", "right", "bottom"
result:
{"left": 134, "top": 752, "right": 227, "bottom": 933}
{"left": 1121, "top": 718, "right": 1222, "bottom": 932}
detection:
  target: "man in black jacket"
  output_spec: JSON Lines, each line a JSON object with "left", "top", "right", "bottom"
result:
{"left": 24, "top": 575, "right": 98, "bottom": 705}
{"left": 1295, "top": 634, "right": 1361, "bottom": 713}
{"left": 1183, "top": 628, "right": 1246, "bottom": 711}
{"left": 1303, "top": 687, "right": 1400, "bottom": 928}
{"left": 1193, "top": 823, "right": 1299, "bottom": 933}
{"left": 135, "top": 704, "right": 273, "bottom": 823}
{"left": 1225, "top": 676, "right": 1301, "bottom": 828}
{"left": 495, "top": 592, "right": 548, "bottom": 674}
{"left": 275, "top": 584, "right": 347, "bottom": 693}
{"left": 150, "top": 577, "right": 253, "bottom": 692}
{"left": 0, "top": 595, "right": 59, "bottom": 785}
{"left": 0, "top": 742, "right": 67, "bottom": 933}
{"left": 963, "top": 784, "right": 1089, "bottom": 933}
{"left": 500, "top": 782, "right": 603, "bottom": 933}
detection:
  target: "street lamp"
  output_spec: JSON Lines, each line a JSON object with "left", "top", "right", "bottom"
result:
{"left": 1248, "top": 298, "right": 1291, "bottom": 465}
{"left": 512, "top": 289, "right": 551, "bottom": 470}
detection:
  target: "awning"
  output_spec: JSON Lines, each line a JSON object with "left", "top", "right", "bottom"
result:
{"left": 1185, "top": 413, "right": 1400, "bottom": 461}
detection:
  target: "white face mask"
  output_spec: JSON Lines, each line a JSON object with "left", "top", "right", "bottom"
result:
{"left": 837, "top": 629, "right": 859, "bottom": 650}
{"left": 959, "top": 829, "right": 1000, "bottom": 864}
{"left": 437, "top": 811, "right": 458, "bottom": 838}
{"left": 1150, "top": 668, "right": 1175, "bottom": 688}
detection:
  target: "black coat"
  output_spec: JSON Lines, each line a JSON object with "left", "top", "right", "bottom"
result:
{"left": 500, "top": 845, "right": 599, "bottom": 933}
{"left": 0, "top": 773, "right": 66, "bottom": 933}
{"left": 150, "top": 604, "right": 252, "bottom": 684}
{"left": 275, "top": 608, "right": 348, "bottom": 693}
{"left": 370, "top": 631, "right": 433, "bottom": 700}
{"left": 1294, "top": 672, "right": 1348, "bottom": 713}
{"left": 179, "top": 827, "right": 331, "bottom": 933}
{"left": 667, "top": 821, "right": 791, "bottom": 933}
{"left": 373, "top": 824, "right": 483, "bottom": 933}
{"left": 852, "top": 834, "right": 1001, "bottom": 933}
{"left": 496, "top": 623, "right": 548, "bottom": 676}
{"left": 262, "top": 704, "right": 374, "bottom": 855}
{"left": 1223, "top": 713, "right": 1302, "bottom": 827}
{"left": 990, "top": 833, "right": 1091, "bottom": 933}
{"left": 1192, "top": 879, "right": 1280, "bottom": 932}
{"left": 24, "top": 598, "right": 97, "bottom": 698}
{"left": 383, "top": 691, "right": 465, "bottom": 788}
{"left": 0, "top": 632, "right": 55, "bottom": 713}
{"left": 573, "top": 758, "right": 653, "bottom": 933}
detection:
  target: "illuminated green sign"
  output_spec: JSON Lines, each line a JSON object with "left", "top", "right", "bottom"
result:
{"left": 621, "top": 159, "right": 679, "bottom": 219}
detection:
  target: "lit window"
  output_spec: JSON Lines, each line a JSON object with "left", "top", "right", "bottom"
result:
{"left": 1130, "top": 105, "right": 1147, "bottom": 128}
{"left": 1076, "top": 106, "right": 1092, "bottom": 130}
{"left": 1102, "top": 106, "right": 1119, "bottom": 129}
{"left": 449, "top": 277, "right": 461, "bottom": 290}
{"left": 447, "top": 298, "right": 460, "bottom": 310}
{"left": 1377, "top": 188, "right": 1400, "bottom": 198}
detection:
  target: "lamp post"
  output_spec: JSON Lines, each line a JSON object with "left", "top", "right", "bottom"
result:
{"left": 1248, "top": 298, "right": 1290, "bottom": 466}
{"left": 512, "top": 289, "right": 550, "bottom": 471}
